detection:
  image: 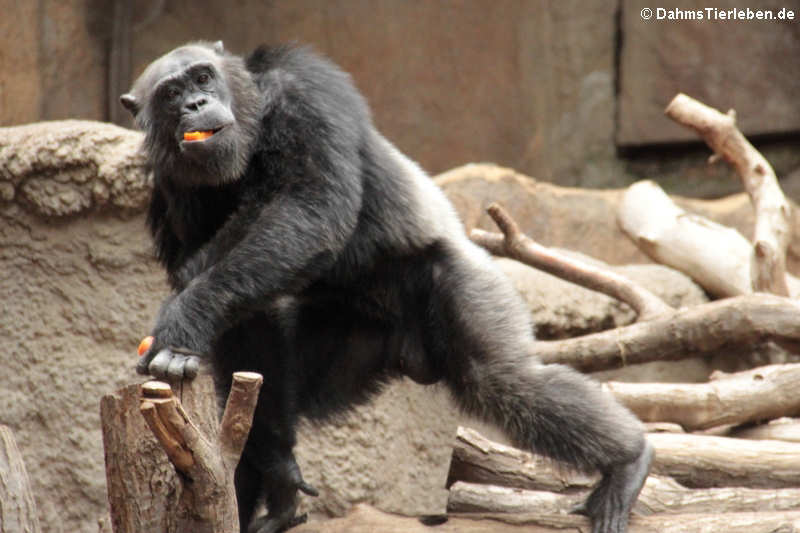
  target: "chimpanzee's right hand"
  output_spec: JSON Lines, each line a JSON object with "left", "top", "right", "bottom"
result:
{"left": 136, "top": 293, "right": 209, "bottom": 380}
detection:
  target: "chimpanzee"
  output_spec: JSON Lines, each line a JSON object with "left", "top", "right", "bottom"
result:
{"left": 121, "top": 41, "right": 652, "bottom": 533}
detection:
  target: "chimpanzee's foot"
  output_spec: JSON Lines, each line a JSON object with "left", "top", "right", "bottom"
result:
{"left": 572, "top": 440, "right": 653, "bottom": 533}
{"left": 249, "top": 457, "right": 319, "bottom": 533}
{"left": 248, "top": 507, "right": 307, "bottom": 533}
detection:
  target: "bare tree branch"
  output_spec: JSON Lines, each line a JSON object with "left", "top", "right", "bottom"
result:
{"left": 472, "top": 203, "right": 673, "bottom": 320}
{"left": 665, "top": 93, "right": 794, "bottom": 296}
{"left": 139, "top": 395, "right": 196, "bottom": 472}
{"left": 618, "top": 180, "right": 768, "bottom": 297}
{"left": 532, "top": 293, "right": 800, "bottom": 372}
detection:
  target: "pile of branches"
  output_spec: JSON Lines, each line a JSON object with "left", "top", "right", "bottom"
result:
{"left": 442, "top": 94, "right": 800, "bottom": 532}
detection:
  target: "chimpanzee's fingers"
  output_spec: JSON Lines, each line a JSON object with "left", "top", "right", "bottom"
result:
{"left": 183, "top": 356, "right": 200, "bottom": 379}
{"left": 163, "top": 353, "right": 201, "bottom": 380}
{"left": 148, "top": 349, "right": 174, "bottom": 379}
{"left": 136, "top": 348, "right": 159, "bottom": 375}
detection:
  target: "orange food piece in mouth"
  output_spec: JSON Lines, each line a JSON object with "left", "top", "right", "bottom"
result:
{"left": 138, "top": 336, "right": 154, "bottom": 356}
{"left": 183, "top": 130, "right": 214, "bottom": 141}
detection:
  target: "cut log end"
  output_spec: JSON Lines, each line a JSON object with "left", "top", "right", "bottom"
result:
{"left": 232, "top": 371, "right": 264, "bottom": 384}
{"left": 141, "top": 380, "right": 172, "bottom": 399}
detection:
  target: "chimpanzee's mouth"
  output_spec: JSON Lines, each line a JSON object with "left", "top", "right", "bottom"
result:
{"left": 182, "top": 126, "right": 224, "bottom": 142}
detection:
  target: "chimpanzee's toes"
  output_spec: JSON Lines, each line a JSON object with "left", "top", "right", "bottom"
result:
{"left": 249, "top": 512, "right": 307, "bottom": 533}
{"left": 582, "top": 440, "right": 653, "bottom": 532}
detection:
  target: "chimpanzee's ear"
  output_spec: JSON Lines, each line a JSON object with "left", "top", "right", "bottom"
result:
{"left": 120, "top": 94, "right": 140, "bottom": 116}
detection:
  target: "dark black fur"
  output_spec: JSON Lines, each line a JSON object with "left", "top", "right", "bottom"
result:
{"left": 122, "top": 41, "right": 652, "bottom": 533}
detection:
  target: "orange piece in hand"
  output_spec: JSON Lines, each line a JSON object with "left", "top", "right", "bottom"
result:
{"left": 183, "top": 130, "right": 213, "bottom": 141}
{"left": 138, "top": 336, "right": 154, "bottom": 356}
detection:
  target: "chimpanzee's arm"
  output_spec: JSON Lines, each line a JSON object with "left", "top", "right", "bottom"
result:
{"left": 138, "top": 171, "right": 362, "bottom": 377}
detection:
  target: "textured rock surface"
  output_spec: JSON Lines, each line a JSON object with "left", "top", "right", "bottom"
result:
{"left": 0, "top": 123, "right": 778, "bottom": 533}
{"left": 0, "top": 208, "right": 163, "bottom": 532}
{"left": 0, "top": 120, "right": 149, "bottom": 216}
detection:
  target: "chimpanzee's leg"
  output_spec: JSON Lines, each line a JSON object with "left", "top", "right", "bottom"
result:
{"left": 241, "top": 440, "right": 317, "bottom": 533}
{"left": 215, "top": 312, "right": 315, "bottom": 533}
{"left": 432, "top": 243, "right": 652, "bottom": 533}
{"left": 234, "top": 296, "right": 389, "bottom": 533}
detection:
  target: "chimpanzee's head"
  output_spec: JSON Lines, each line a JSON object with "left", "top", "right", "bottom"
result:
{"left": 121, "top": 41, "right": 262, "bottom": 186}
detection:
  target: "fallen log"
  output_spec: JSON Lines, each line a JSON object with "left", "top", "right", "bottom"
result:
{"left": 533, "top": 293, "right": 800, "bottom": 372}
{"left": 449, "top": 426, "right": 800, "bottom": 492}
{"left": 448, "top": 481, "right": 583, "bottom": 515}
{"left": 618, "top": 180, "right": 800, "bottom": 298}
{"left": 445, "top": 426, "right": 597, "bottom": 492}
{"left": 732, "top": 417, "right": 800, "bottom": 442}
{"left": 650, "top": 432, "right": 800, "bottom": 488}
{"left": 290, "top": 503, "right": 800, "bottom": 533}
{"left": 448, "top": 477, "right": 800, "bottom": 515}
{"left": 603, "top": 363, "right": 800, "bottom": 430}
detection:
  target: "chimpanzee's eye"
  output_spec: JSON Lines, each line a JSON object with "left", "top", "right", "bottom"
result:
{"left": 167, "top": 86, "right": 181, "bottom": 101}
{"left": 197, "top": 73, "right": 211, "bottom": 86}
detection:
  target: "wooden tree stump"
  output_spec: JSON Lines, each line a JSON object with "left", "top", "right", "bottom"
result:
{"left": 100, "top": 369, "right": 262, "bottom": 533}
{"left": 0, "top": 425, "right": 41, "bottom": 533}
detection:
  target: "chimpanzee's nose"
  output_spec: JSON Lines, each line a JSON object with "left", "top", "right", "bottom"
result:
{"left": 184, "top": 96, "right": 207, "bottom": 113}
